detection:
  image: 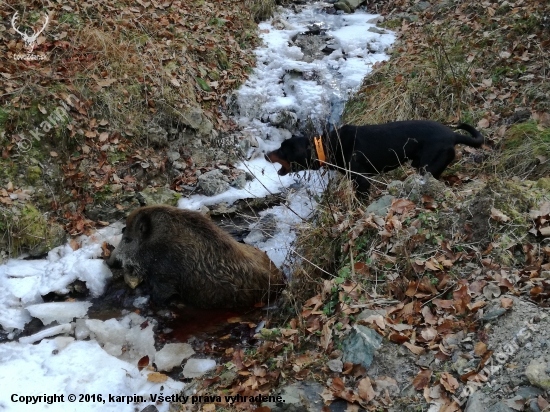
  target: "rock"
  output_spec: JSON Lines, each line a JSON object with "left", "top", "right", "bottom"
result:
{"left": 167, "top": 151, "right": 181, "bottom": 162}
{"left": 327, "top": 359, "right": 343, "bottom": 372}
{"left": 357, "top": 309, "right": 383, "bottom": 320}
{"left": 146, "top": 124, "right": 169, "bottom": 148}
{"left": 269, "top": 110, "right": 298, "bottom": 129}
{"left": 342, "top": 325, "right": 382, "bottom": 369}
{"left": 387, "top": 180, "right": 405, "bottom": 196}
{"left": 180, "top": 107, "right": 213, "bottom": 137}
{"left": 367, "top": 27, "right": 386, "bottom": 34}
{"left": 182, "top": 358, "right": 216, "bottom": 378}
{"left": 334, "top": 0, "right": 364, "bottom": 12}
{"left": 365, "top": 195, "right": 394, "bottom": 216}
{"left": 137, "top": 187, "right": 181, "bottom": 206}
{"left": 85, "top": 194, "right": 140, "bottom": 223}
{"left": 410, "top": 1, "right": 431, "bottom": 12}
{"left": 528, "top": 398, "right": 542, "bottom": 412}
{"left": 333, "top": 1, "right": 351, "bottom": 13}
{"left": 416, "top": 351, "right": 435, "bottom": 368}
{"left": 487, "top": 403, "right": 516, "bottom": 412}
{"left": 198, "top": 169, "right": 230, "bottom": 196}
{"left": 154, "top": 343, "right": 195, "bottom": 372}
{"left": 465, "top": 391, "right": 492, "bottom": 412}
{"left": 366, "top": 16, "right": 384, "bottom": 24}
{"left": 525, "top": 358, "right": 550, "bottom": 390}
{"left": 403, "top": 173, "right": 448, "bottom": 203}
{"left": 515, "top": 386, "right": 545, "bottom": 400}
{"left": 482, "top": 308, "right": 507, "bottom": 321}
{"left": 244, "top": 213, "right": 277, "bottom": 244}
{"left": 172, "top": 161, "right": 186, "bottom": 171}
{"left": 262, "top": 381, "right": 325, "bottom": 412}
{"left": 140, "top": 405, "right": 158, "bottom": 412}
{"left": 230, "top": 169, "right": 248, "bottom": 189}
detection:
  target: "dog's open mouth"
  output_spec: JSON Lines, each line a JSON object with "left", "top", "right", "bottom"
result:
{"left": 277, "top": 166, "right": 290, "bottom": 176}
{"left": 265, "top": 152, "right": 291, "bottom": 176}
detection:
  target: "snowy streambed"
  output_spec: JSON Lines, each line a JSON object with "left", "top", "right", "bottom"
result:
{"left": 0, "top": 3, "right": 394, "bottom": 411}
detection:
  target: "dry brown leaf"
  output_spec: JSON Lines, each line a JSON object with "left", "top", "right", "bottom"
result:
{"left": 477, "top": 118, "right": 490, "bottom": 128}
{"left": 391, "top": 198, "right": 416, "bottom": 214}
{"left": 357, "top": 377, "right": 375, "bottom": 402}
{"left": 440, "top": 372, "right": 459, "bottom": 393}
{"left": 500, "top": 297, "right": 513, "bottom": 308}
{"left": 404, "top": 342, "right": 426, "bottom": 355}
{"left": 147, "top": 372, "right": 168, "bottom": 383}
{"left": 490, "top": 208, "right": 511, "bottom": 223}
{"left": 421, "top": 327, "right": 438, "bottom": 342}
{"left": 413, "top": 369, "right": 432, "bottom": 390}
{"left": 474, "top": 342, "right": 487, "bottom": 356}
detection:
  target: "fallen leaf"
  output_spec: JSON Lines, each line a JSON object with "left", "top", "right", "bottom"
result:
{"left": 138, "top": 355, "right": 149, "bottom": 371}
{"left": 440, "top": 372, "right": 459, "bottom": 393}
{"left": 404, "top": 342, "right": 426, "bottom": 355}
{"left": 490, "top": 208, "right": 511, "bottom": 223}
{"left": 147, "top": 372, "right": 168, "bottom": 383}
{"left": 474, "top": 342, "right": 487, "bottom": 356}
{"left": 477, "top": 118, "right": 490, "bottom": 128}
{"left": 357, "top": 377, "right": 375, "bottom": 402}
{"left": 413, "top": 369, "right": 432, "bottom": 390}
{"left": 500, "top": 297, "right": 513, "bottom": 308}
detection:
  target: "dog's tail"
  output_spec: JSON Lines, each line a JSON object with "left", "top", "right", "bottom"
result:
{"left": 454, "top": 123, "right": 485, "bottom": 148}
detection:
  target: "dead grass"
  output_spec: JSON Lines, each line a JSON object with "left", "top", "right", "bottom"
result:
{"left": 485, "top": 121, "right": 550, "bottom": 179}
{"left": 285, "top": 176, "right": 366, "bottom": 306}
{"left": 343, "top": 29, "right": 480, "bottom": 126}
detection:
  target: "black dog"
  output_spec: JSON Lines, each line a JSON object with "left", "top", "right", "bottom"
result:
{"left": 265, "top": 120, "right": 484, "bottom": 194}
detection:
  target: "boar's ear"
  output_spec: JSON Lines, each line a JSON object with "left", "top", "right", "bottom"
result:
{"left": 136, "top": 214, "right": 151, "bottom": 239}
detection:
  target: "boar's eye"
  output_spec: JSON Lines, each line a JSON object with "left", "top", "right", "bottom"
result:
{"left": 123, "top": 237, "right": 132, "bottom": 243}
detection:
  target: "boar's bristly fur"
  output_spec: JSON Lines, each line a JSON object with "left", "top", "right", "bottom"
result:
{"left": 106, "top": 205, "right": 284, "bottom": 308}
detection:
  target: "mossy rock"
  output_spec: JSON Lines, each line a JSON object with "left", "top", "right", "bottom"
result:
{"left": 1, "top": 204, "right": 66, "bottom": 258}
{"left": 137, "top": 187, "right": 181, "bottom": 206}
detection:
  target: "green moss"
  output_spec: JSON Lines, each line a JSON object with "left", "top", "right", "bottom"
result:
{"left": 107, "top": 150, "right": 128, "bottom": 164}
{"left": 2, "top": 204, "right": 66, "bottom": 257}
{"left": 208, "top": 70, "right": 220, "bottom": 81}
{"left": 215, "top": 49, "right": 230, "bottom": 70}
{"left": 491, "top": 121, "right": 550, "bottom": 179}
{"left": 504, "top": 121, "right": 550, "bottom": 150}
{"left": 59, "top": 13, "right": 82, "bottom": 25}
{"left": 26, "top": 165, "right": 42, "bottom": 185}
{"left": 381, "top": 19, "right": 402, "bottom": 30}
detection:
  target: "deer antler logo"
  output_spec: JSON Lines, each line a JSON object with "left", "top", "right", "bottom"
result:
{"left": 11, "top": 12, "right": 49, "bottom": 53}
